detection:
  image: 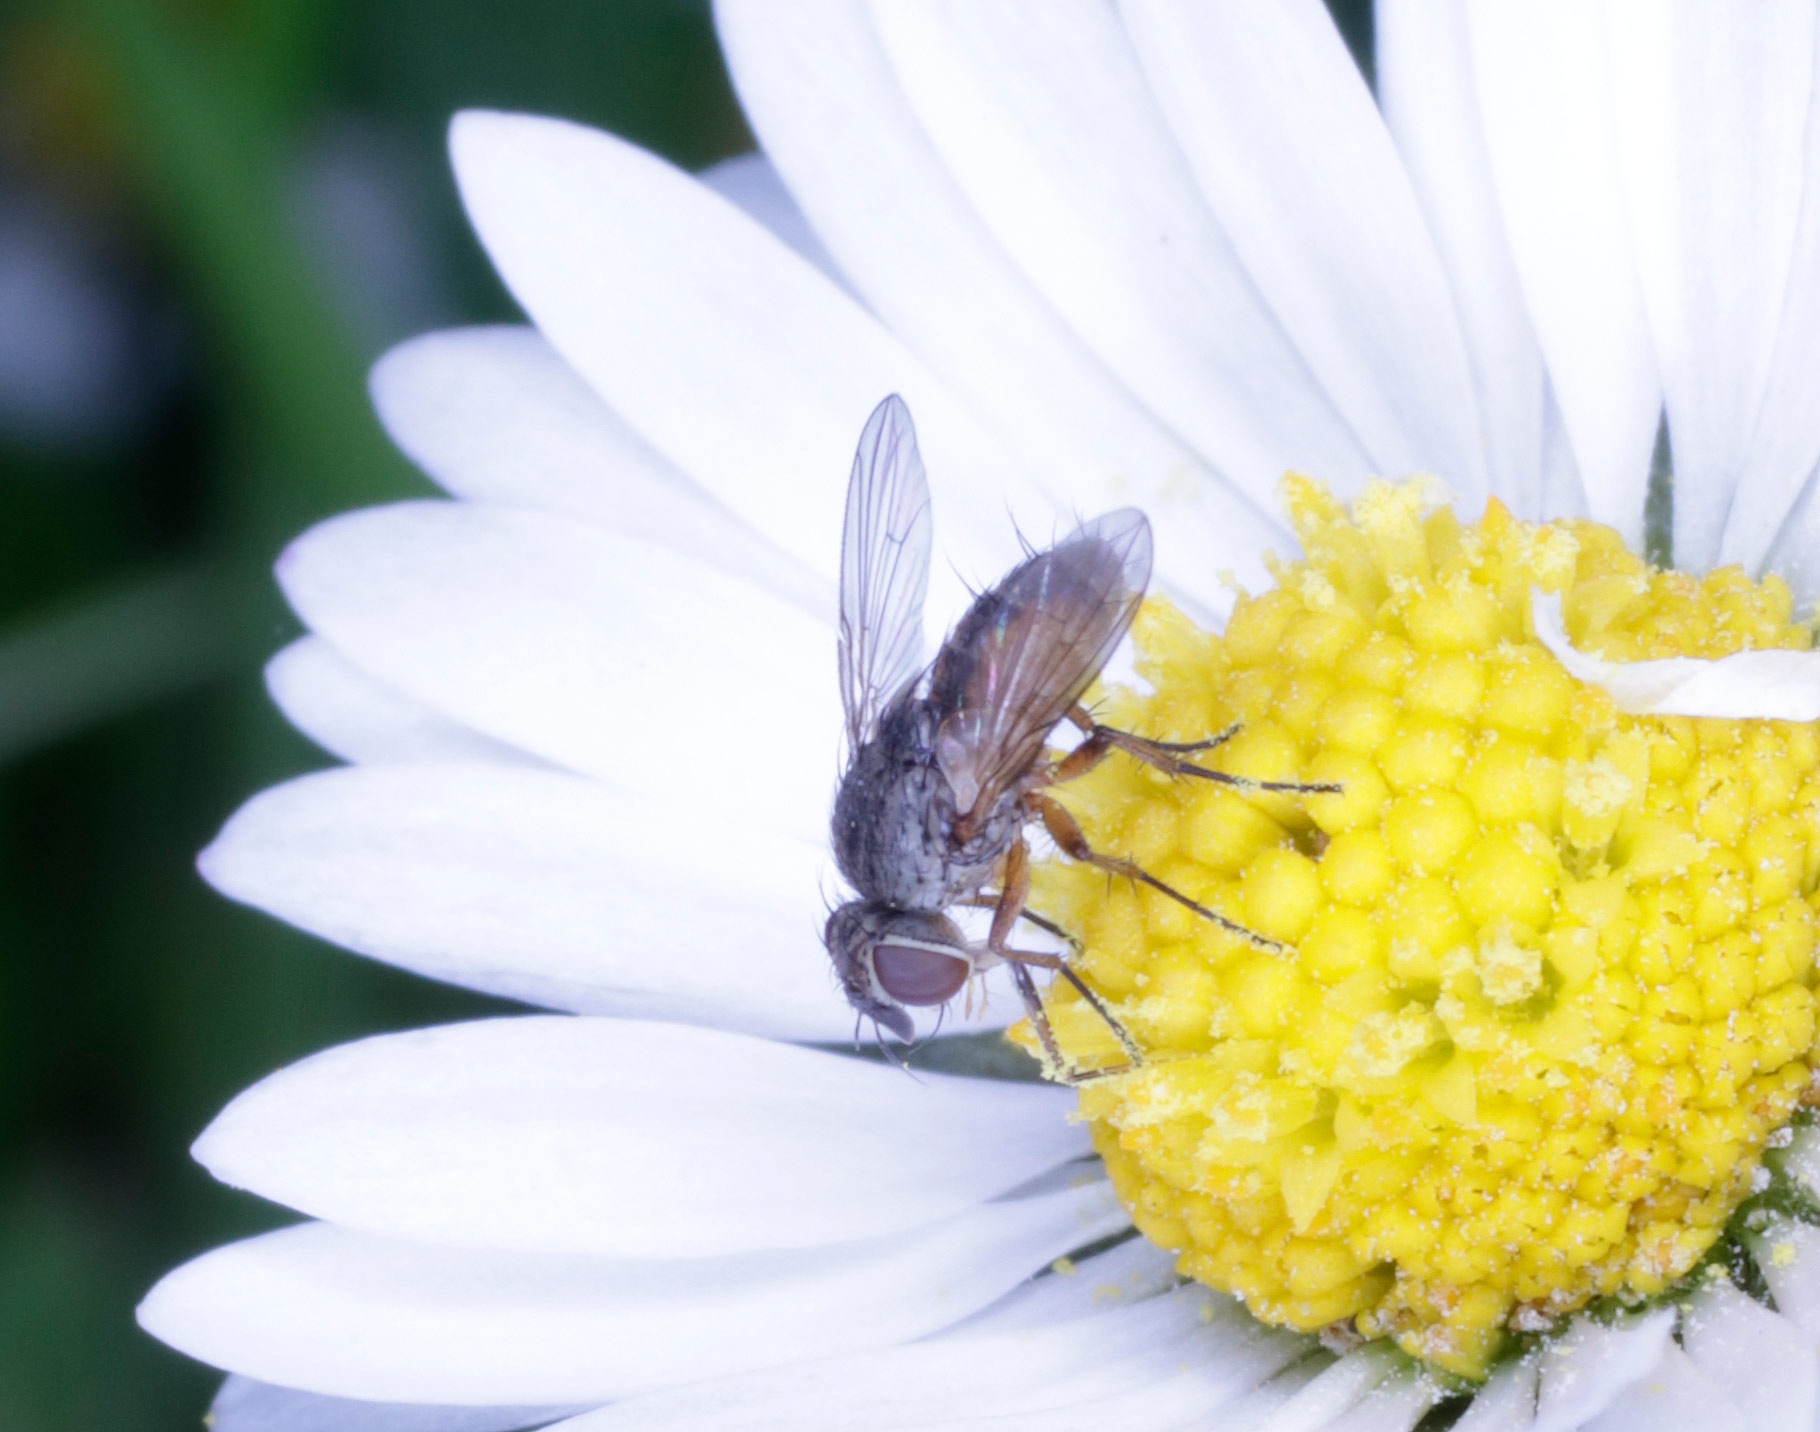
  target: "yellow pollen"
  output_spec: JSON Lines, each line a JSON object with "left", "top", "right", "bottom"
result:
{"left": 1473, "top": 924, "right": 1543, "bottom": 1007}
{"left": 1298, "top": 567, "right": 1340, "bottom": 612}
{"left": 1020, "top": 476, "right": 1820, "bottom": 1380}
{"left": 1345, "top": 1007, "right": 1440, "bottom": 1078}
{"left": 1564, "top": 757, "right": 1632, "bottom": 820}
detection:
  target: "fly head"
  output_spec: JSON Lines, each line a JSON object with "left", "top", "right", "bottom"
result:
{"left": 823, "top": 901, "right": 973, "bottom": 1044}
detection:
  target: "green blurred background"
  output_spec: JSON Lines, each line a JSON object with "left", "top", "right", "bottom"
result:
{"left": 0, "top": 2, "right": 747, "bottom": 1426}
{"left": 0, "top": 2, "right": 1373, "bottom": 1427}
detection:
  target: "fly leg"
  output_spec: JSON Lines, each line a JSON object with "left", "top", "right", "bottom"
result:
{"left": 1005, "top": 945, "right": 1142, "bottom": 1068}
{"left": 951, "top": 894, "right": 1081, "bottom": 953}
{"left": 949, "top": 892, "right": 1081, "bottom": 1024}
{"left": 1032, "top": 791, "right": 1284, "bottom": 953}
{"left": 985, "top": 834, "right": 1033, "bottom": 952}
{"left": 1059, "top": 706, "right": 1341, "bottom": 796}
{"left": 1004, "top": 960, "right": 1071, "bottom": 1080}
{"left": 1004, "top": 961, "right": 1134, "bottom": 1085}
{"left": 987, "top": 835, "right": 1141, "bottom": 1082}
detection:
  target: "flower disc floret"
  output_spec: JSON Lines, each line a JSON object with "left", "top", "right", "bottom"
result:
{"left": 1028, "top": 477, "right": 1820, "bottom": 1379}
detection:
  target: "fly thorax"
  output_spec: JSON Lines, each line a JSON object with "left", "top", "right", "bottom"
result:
{"left": 935, "top": 789, "right": 1023, "bottom": 903}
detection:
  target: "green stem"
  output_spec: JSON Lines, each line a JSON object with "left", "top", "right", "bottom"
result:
{"left": 64, "top": 0, "right": 425, "bottom": 544}
{"left": 0, "top": 558, "right": 253, "bottom": 763}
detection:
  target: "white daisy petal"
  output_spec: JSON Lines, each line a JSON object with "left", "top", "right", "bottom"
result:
{"left": 1320, "top": 1371, "right": 1441, "bottom": 1432}
{"left": 949, "top": 1233, "right": 1177, "bottom": 1334}
{"left": 1725, "top": 18, "right": 1820, "bottom": 573}
{"left": 265, "top": 637, "right": 532, "bottom": 768}
{"left": 1069, "top": 1329, "right": 1317, "bottom": 1432}
{"left": 1246, "top": 1343, "right": 1397, "bottom": 1432}
{"left": 1120, "top": 0, "right": 1489, "bottom": 502}
{"left": 1465, "top": 1, "right": 1661, "bottom": 546}
{"left": 1532, "top": 589, "right": 1820, "bottom": 720}
{"left": 369, "top": 326, "right": 829, "bottom": 616}
{"left": 564, "top": 1290, "right": 1226, "bottom": 1431}
{"left": 1540, "top": 381, "right": 1591, "bottom": 522}
{"left": 556, "top": 1285, "right": 1309, "bottom": 1432}
{"left": 1757, "top": 456, "right": 1820, "bottom": 609}
{"left": 447, "top": 107, "right": 1050, "bottom": 622}
{"left": 197, "top": 763, "right": 878, "bottom": 1039}
{"left": 1529, "top": 1308, "right": 1676, "bottom": 1432}
{"left": 1680, "top": 1279, "right": 1816, "bottom": 1432}
{"left": 137, "top": 1180, "right": 1130, "bottom": 1405}
{"left": 1578, "top": 1342, "right": 1742, "bottom": 1432}
{"left": 1375, "top": 0, "right": 1551, "bottom": 519}
{"left": 1607, "top": 2, "right": 1814, "bottom": 571}
{"left": 695, "top": 151, "right": 846, "bottom": 286}
{"left": 714, "top": 0, "right": 1281, "bottom": 611}
{"left": 1748, "top": 1215, "right": 1820, "bottom": 1338}
{"left": 209, "top": 1376, "right": 583, "bottom": 1432}
{"left": 1209, "top": 1360, "right": 1332, "bottom": 1432}
{"left": 191, "top": 1015, "right": 1084, "bottom": 1257}
{"left": 1779, "top": 1124, "right": 1820, "bottom": 1201}
{"left": 275, "top": 500, "right": 835, "bottom": 842}
{"left": 867, "top": 0, "right": 1373, "bottom": 513}
{"left": 1450, "top": 1353, "right": 1539, "bottom": 1432}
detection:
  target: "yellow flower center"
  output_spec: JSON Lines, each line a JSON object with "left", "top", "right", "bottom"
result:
{"left": 1025, "top": 476, "right": 1820, "bottom": 1380}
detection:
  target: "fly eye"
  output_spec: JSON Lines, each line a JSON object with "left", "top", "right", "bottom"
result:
{"left": 872, "top": 943, "right": 970, "bottom": 1006}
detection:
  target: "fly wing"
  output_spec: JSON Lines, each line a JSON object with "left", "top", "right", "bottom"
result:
{"left": 838, "top": 395, "right": 933, "bottom": 749}
{"left": 928, "top": 510, "right": 1152, "bottom": 816}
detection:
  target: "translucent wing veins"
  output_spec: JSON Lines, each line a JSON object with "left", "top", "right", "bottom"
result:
{"left": 838, "top": 395, "right": 933, "bottom": 750}
{"left": 929, "top": 509, "right": 1152, "bottom": 816}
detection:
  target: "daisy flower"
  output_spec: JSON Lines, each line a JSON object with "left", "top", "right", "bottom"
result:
{"left": 140, "top": 4, "right": 1820, "bottom": 1430}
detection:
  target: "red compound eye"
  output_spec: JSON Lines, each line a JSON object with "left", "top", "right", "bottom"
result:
{"left": 872, "top": 943, "right": 970, "bottom": 1006}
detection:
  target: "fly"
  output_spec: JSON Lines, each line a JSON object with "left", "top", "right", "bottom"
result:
{"left": 823, "top": 395, "right": 1336, "bottom": 1081}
